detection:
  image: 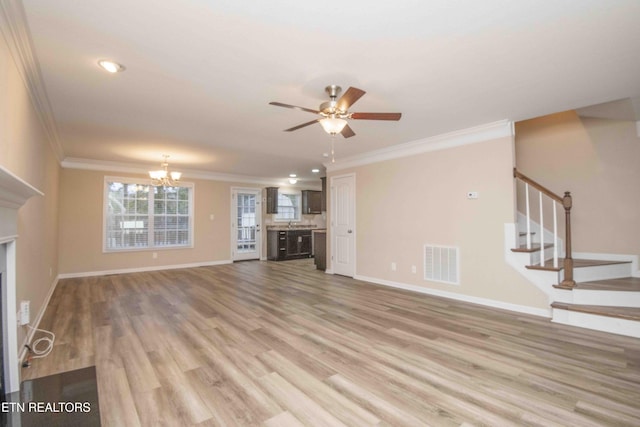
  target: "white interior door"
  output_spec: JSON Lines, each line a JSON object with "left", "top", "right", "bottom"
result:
{"left": 232, "top": 188, "right": 261, "bottom": 261}
{"left": 331, "top": 174, "right": 355, "bottom": 276}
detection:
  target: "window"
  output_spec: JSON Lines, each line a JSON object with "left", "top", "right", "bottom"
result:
{"left": 274, "top": 192, "right": 300, "bottom": 222}
{"left": 104, "top": 177, "right": 193, "bottom": 252}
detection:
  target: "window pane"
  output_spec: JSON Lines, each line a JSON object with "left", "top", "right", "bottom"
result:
{"left": 275, "top": 193, "right": 300, "bottom": 221}
{"left": 105, "top": 180, "right": 192, "bottom": 251}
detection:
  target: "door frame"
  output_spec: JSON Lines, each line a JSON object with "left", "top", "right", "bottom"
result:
{"left": 230, "top": 187, "right": 262, "bottom": 261}
{"left": 330, "top": 173, "right": 356, "bottom": 277}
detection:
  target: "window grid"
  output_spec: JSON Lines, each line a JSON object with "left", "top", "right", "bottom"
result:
{"left": 105, "top": 179, "right": 193, "bottom": 252}
{"left": 236, "top": 193, "right": 256, "bottom": 252}
{"left": 275, "top": 193, "right": 300, "bottom": 222}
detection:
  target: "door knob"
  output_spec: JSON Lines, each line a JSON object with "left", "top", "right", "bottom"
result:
{"left": 347, "top": 229, "right": 353, "bottom": 233}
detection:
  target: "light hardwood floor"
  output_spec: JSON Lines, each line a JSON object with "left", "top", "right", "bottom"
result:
{"left": 23, "top": 259, "right": 640, "bottom": 426}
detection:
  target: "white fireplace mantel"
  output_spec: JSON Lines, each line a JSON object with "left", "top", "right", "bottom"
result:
{"left": 0, "top": 164, "right": 43, "bottom": 393}
{"left": 0, "top": 165, "right": 43, "bottom": 210}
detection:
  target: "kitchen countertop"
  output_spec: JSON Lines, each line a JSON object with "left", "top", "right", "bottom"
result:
{"left": 267, "top": 225, "right": 320, "bottom": 231}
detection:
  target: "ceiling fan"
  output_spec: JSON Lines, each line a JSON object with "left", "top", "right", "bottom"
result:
{"left": 269, "top": 85, "right": 401, "bottom": 138}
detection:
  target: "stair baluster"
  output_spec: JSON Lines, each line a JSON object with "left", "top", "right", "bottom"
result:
{"left": 513, "top": 168, "right": 569, "bottom": 282}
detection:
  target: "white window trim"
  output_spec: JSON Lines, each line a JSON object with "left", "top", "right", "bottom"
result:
{"left": 273, "top": 189, "right": 302, "bottom": 222}
{"left": 103, "top": 176, "right": 195, "bottom": 253}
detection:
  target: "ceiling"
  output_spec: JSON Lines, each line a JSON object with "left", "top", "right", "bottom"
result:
{"left": 17, "top": 0, "right": 640, "bottom": 186}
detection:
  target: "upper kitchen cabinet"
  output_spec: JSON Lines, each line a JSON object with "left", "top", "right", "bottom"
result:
{"left": 265, "top": 187, "right": 278, "bottom": 214}
{"left": 301, "top": 190, "right": 322, "bottom": 215}
{"left": 321, "top": 177, "right": 326, "bottom": 212}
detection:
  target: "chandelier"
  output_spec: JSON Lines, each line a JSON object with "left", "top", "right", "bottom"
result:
{"left": 149, "top": 155, "right": 182, "bottom": 186}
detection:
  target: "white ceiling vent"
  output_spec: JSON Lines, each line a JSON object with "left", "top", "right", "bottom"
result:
{"left": 424, "top": 245, "right": 459, "bottom": 285}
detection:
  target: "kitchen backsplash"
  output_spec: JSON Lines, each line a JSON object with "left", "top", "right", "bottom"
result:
{"left": 264, "top": 213, "right": 326, "bottom": 229}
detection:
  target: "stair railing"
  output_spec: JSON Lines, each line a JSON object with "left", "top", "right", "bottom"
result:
{"left": 513, "top": 168, "right": 575, "bottom": 288}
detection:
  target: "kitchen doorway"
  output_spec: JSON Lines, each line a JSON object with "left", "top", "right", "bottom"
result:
{"left": 231, "top": 188, "right": 262, "bottom": 261}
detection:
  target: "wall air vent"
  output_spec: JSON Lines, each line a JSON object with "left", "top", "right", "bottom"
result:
{"left": 424, "top": 244, "right": 459, "bottom": 285}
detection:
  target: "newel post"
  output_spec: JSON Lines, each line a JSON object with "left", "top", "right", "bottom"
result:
{"left": 560, "top": 191, "right": 576, "bottom": 288}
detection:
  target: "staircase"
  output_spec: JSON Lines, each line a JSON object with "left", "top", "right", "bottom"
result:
{"left": 510, "top": 169, "right": 640, "bottom": 338}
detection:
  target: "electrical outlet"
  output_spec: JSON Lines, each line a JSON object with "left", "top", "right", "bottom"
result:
{"left": 391, "top": 262, "right": 397, "bottom": 271}
{"left": 152, "top": 252, "right": 158, "bottom": 259}
{"left": 411, "top": 265, "right": 417, "bottom": 274}
{"left": 20, "top": 300, "right": 30, "bottom": 325}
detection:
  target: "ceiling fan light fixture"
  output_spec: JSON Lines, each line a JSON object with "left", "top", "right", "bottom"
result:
{"left": 98, "top": 59, "right": 125, "bottom": 73}
{"left": 319, "top": 117, "right": 347, "bottom": 135}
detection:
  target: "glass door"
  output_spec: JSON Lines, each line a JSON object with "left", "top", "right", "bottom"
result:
{"left": 232, "top": 188, "right": 261, "bottom": 261}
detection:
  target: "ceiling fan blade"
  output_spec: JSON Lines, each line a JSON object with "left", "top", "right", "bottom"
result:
{"left": 284, "top": 119, "right": 319, "bottom": 132}
{"left": 336, "top": 87, "right": 366, "bottom": 112}
{"left": 341, "top": 124, "right": 356, "bottom": 138}
{"left": 269, "top": 102, "right": 320, "bottom": 115}
{"left": 350, "top": 112, "right": 402, "bottom": 121}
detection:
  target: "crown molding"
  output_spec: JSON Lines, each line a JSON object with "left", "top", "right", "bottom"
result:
{"left": 325, "top": 120, "right": 514, "bottom": 173}
{"left": 0, "top": 0, "right": 64, "bottom": 161}
{"left": 61, "top": 157, "right": 293, "bottom": 187}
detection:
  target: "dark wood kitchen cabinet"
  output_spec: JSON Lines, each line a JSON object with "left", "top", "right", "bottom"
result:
{"left": 321, "top": 177, "right": 326, "bottom": 212}
{"left": 265, "top": 187, "right": 278, "bottom": 214}
{"left": 267, "top": 230, "right": 287, "bottom": 260}
{"left": 267, "top": 229, "right": 312, "bottom": 260}
{"left": 313, "top": 230, "right": 326, "bottom": 271}
{"left": 301, "top": 190, "right": 322, "bottom": 215}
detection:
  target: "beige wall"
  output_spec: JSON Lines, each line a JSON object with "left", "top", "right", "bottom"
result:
{"left": 58, "top": 168, "right": 266, "bottom": 274}
{"left": 0, "top": 33, "right": 60, "bottom": 346}
{"left": 515, "top": 111, "right": 640, "bottom": 259}
{"left": 328, "top": 136, "right": 548, "bottom": 310}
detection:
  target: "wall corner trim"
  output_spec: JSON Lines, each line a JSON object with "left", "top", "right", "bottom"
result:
{"left": 325, "top": 120, "right": 514, "bottom": 172}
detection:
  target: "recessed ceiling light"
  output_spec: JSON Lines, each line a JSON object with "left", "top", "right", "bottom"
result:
{"left": 311, "top": 169, "right": 320, "bottom": 173}
{"left": 98, "top": 60, "right": 125, "bottom": 73}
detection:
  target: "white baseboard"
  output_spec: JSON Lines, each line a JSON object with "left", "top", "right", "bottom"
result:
{"left": 19, "top": 275, "right": 59, "bottom": 364}
{"left": 58, "top": 259, "right": 233, "bottom": 279}
{"left": 354, "top": 274, "right": 551, "bottom": 318}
